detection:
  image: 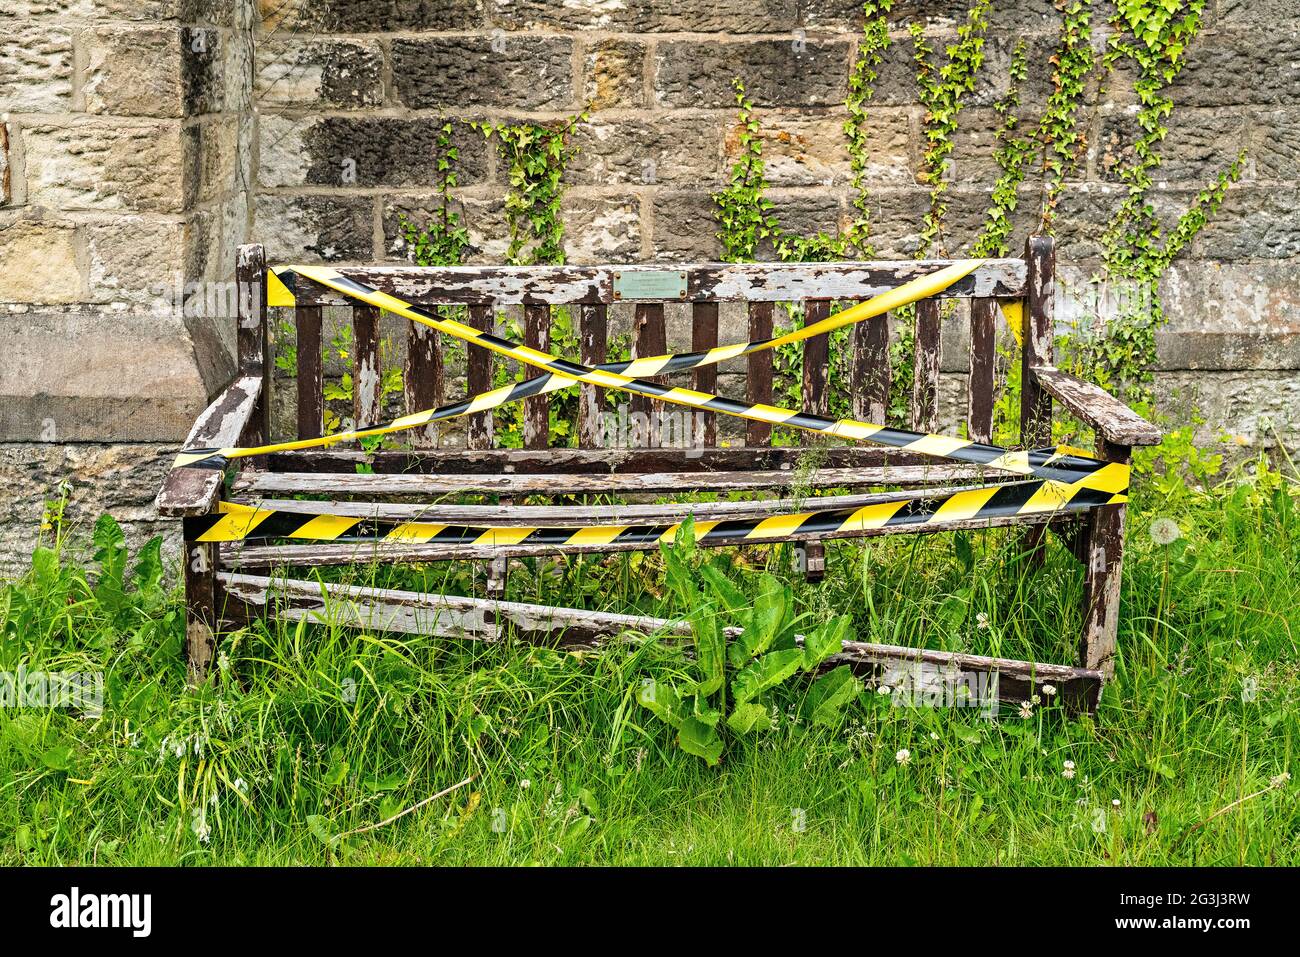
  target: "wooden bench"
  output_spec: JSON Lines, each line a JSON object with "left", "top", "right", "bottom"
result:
{"left": 156, "top": 237, "right": 1160, "bottom": 712}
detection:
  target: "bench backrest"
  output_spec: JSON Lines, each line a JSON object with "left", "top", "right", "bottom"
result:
{"left": 267, "top": 240, "right": 1054, "bottom": 456}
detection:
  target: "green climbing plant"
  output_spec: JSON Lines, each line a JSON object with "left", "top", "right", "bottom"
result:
{"left": 1076, "top": 0, "right": 1246, "bottom": 404}
{"left": 478, "top": 109, "right": 590, "bottom": 267}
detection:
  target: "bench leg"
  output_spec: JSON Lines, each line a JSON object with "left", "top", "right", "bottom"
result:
{"left": 1080, "top": 439, "right": 1131, "bottom": 678}
{"left": 183, "top": 536, "right": 219, "bottom": 685}
{"left": 486, "top": 556, "right": 509, "bottom": 599}
{"left": 795, "top": 541, "right": 825, "bottom": 583}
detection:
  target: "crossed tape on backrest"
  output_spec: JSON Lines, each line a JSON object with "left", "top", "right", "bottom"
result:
{"left": 172, "top": 261, "right": 1129, "bottom": 544}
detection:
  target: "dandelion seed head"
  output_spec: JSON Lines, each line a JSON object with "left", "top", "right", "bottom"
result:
{"left": 1150, "top": 517, "right": 1182, "bottom": 546}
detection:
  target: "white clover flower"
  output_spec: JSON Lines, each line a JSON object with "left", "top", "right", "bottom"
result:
{"left": 1149, "top": 518, "right": 1182, "bottom": 546}
{"left": 233, "top": 778, "right": 248, "bottom": 796}
{"left": 1062, "top": 760, "right": 1076, "bottom": 780}
{"left": 930, "top": 732, "right": 939, "bottom": 741}
{"left": 1112, "top": 798, "right": 1121, "bottom": 808}
{"left": 519, "top": 779, "right": 531, "bottom": 790}
{"left": 895, "top": 749, "right": 911, "bottom": 766}
{"left": 1018, "top": 700, "right": 1034, "bottom": 719}
{"left": 1042, "top": 684, "right": 1057, "bottom": 697}
{"left": 877, "top": 685, "right": 892, "bottom": 696}
{"left": 976, "top": 612, "right": 990, "bottom": 631}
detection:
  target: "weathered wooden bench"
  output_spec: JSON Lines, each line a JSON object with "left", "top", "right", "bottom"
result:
{"left": 156, "top": 237, "right": 1160, "bottom": 712}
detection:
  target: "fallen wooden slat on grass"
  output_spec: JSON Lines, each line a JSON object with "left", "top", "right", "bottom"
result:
{"left": 217, "top": 572, "right": 1100, "bottom": 710}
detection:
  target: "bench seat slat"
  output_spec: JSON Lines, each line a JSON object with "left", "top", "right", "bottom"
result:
{"left": 232, "top": 464, "right": 1016, "bottom": 498}
{"left": 231, "top": 484, "right": 1002, "bottom": 526}
{"left": 221, "top": 508, "right": 1053, "bottom": 567}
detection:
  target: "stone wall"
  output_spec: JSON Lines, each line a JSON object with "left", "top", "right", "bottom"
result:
{"left": 0, "top": 0, "right": 256, "bottom": 573}
{"left": 1, "top": 0, "right": 1298, "bottom": 574}
{"left": 251, "top": 0, "right": 1300, "bottom": 449}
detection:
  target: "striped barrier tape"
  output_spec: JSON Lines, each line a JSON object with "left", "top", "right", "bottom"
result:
{"left": 185, "top": 478, "right": 1124, "bottom": 546}
{"left": 173, "top": 261, "right": 1130, "bottom": 544}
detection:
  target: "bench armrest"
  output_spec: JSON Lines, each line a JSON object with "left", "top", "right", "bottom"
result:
{"left": 156, "top": 375, "right": 263, "bottom": 517}
{"left": 1030, "top": 365, "right": 1161, "bottom": 447}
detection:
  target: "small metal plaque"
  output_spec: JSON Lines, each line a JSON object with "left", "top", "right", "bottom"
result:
{"left": 613, "top": 269, "right": 687, "bottom": 301}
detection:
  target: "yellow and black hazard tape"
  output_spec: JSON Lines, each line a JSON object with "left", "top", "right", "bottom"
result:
{"left": 171, "top": 260, "right": 1130, "bottom": 545}
{"left": 185, "top": 478, "right": 1124, "bottom": 546}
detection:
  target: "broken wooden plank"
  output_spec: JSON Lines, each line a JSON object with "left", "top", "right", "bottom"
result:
{"left": 156, "top": 374, "right": 263, "bottom": 516}
{"left": 218, "top": 572, "right": 690, "bottom": 645}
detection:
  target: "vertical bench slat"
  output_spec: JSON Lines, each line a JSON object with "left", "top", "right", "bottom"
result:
{"left": 467, "top": 304, "right": 494, "bottom": 450}
{"left": 352, "top": 303, "right": 382, "bottom": 429}
{"left": 1021, "top": 235, "right": 1054, "bottom": 447}
{"left": 746, "top": 301, "right": 774, "bottom": 446}
{"left": 910, "top": 298, "right": 941, "bottom": 433}
{"left": 800, "top": 298, "right": 832, "bottom": 582}
{"left": 853, "top": 309, "right": 891, "bottom": 425}
{"left": 294, "top": 304, "right": 323, "bottom": 440}
{"left": 578, "top": 304, "right": 607, "bottom": 449}
{"left": 405, "top": 316, "right": 443, "bottom": 449}
{"left": 632, "top": 303, "right": 667, "bottom": 448}
{"left": 967, "top": 298, "right": 997, "bottom": 444}
{"left": 691, "top": 301, "right": 719, "bottom": 448}
{"left": 801, "top": 299, "right": 831, "bottom": 440}
{"left": 524, "top": 304, "right": 551, "bottom": 450}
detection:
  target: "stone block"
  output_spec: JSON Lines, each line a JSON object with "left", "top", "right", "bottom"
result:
{"left": 568, "top": 116, "right": 725, "bottom": 189}
{"left": 561, "top": 195, "right": 641, "bottom": 263}
{"left": 1098, "top": 107, "right": 1246, "bottom": 186}
{"left": 260, "top": 116, "right": 489, "bottom": 189}
{"left": 0, "top": 25, "right": 73, "bottom": 113}
{"left": 491, "top": 0, "right": 798, "bottom": 32}
{"left": 22, "top": 121, "right": 190, "bottom": 214}
{"left": 0, "top": 220, "right": 83, "bottom": 303}
{"left": 652, "top": 190, "right": 723, "bottom": 261}
{"left": 85, "top": 217, "right": 186, "bottom": 303}
{"left": 256, "top": 193, "right": 375, "bottom": 262}
{"left": 1167, "top": 29, "right": 1300, "bottom": 108}
{"left": 655, "top": 39, "right": 851, "bottom": 108}
{"left": 82, "top": 25, "right": 184, "bottom": 118}
{"left": 0, "top": 309, "right": 213, "bottom": 442}
{"left": 583, "top": 39, "right": 647, "bottom": 111}
{"left": 255, "top": 38, "right": 385, "bottom": 110}
{"left": 258, "top": 0, "right": 487, "bottom": 32}
{"left": 392, "top": 36, "right": 576, "bottom": 110}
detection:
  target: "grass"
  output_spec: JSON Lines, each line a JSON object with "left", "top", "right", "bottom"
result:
{"left": 1, "top": 447, "right": 1298, "bottom": 866}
